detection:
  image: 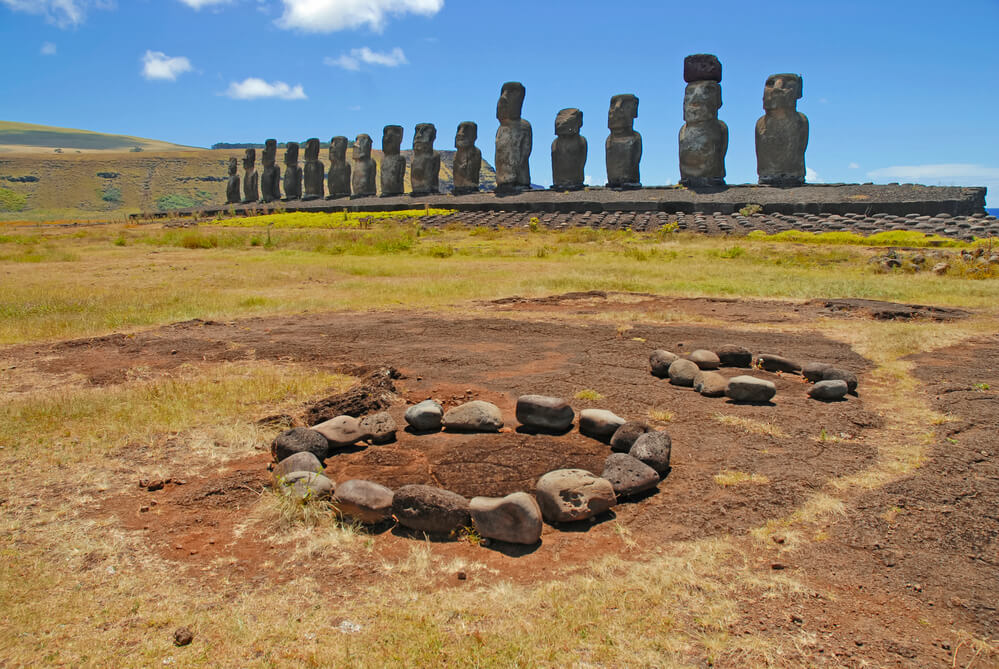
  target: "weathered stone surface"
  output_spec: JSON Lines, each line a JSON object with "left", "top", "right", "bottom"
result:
{"left": 271, "top": 427, "right": 328, "bottom": 463}
{"left": 822, "top": 367, "right": 858, "bottom": 393}
{"left": 516, "top": 395, "right": 574, "bottom": 432}
{"left": 334, "top": 479, "right": 394, "bottom": 524}
{"left": 678, "top": 78, "right": 728, "bottom": 188}
{"left": 380, "top": 125, "right": 406, "bottom": 197}
{"left": 494, "top": 82, "right": 532, "bottom": 194}
{"left": 668, "top": 358, "right": 700, "bottom": 386}
{"left": 808, "top": 379, "right": 849, "bottom": 401}
{"left": 313, "top": 415, "right": 366, "bottom": 448}
{"left": 302, "top": 137, "right": 325, "bottom": 200}
{"left": 273, "top": 451, "right": 324, "bottom": 482}
{"left": 688, "top": 349, "right": 721, "bottom": 369}
{"left": 756, "top": 74, "right": 808, "bottom": 187}
{"left": 802, "top": 362, "right": 832, "bottom": 382}
{"left": 650, "top": 349, "right": 679, "bottom": 378}
{"left": 392, "top": 484, "right": 470, "bottom": 535}
{"left": 716, "top": 344, "right": 752, "bottom": 367}
{"left": 470, "top": 492, "right": 542, "bottom": 545}
{"left": 602, "top": 453, "right": 659, "bottom": 497}
{"left": 443, "top": 400, "right": 503, "bottom": 432}
{"left": 359, "top": 411, "right": 397, "bottom": 444}
{"left": 405, "top": 399, "right": 444, "bottom": 432}
{"left": 410, "top": 123, "right": 440, "bottom": 196}
{"left": 261, "top": 139, "right": 281, "bottom": 203}
{"left": 452, "top": 122, "right": 482, "bottom": 195}
{"left": 726, "top": 375, "right": 777, "bottom": 403}
{"left": 225, "top": 156, "right": 240, "bottom": 204}
{"left": 551, "top": 108, "right": 586, "bottom": 191}
{"left": 282, "top": 142, "right": 303, "bottom": 201}
{"left": 326, "top": 136, "right": 351, "bottom": 199}
{"left": 280, "top": 471, "right": 334, "bottom": 501}
{"left": 629, "top": 431, "right": 672, "bottom": 475}
{"left": 351, "top": 134, "right": 376, "bottom": 197}
{"left": 609, "top": 421, "right": 651, "bottom": 453}
{"left": 694, "top": 370, "right": 728, "bottom": 397}
{"left": 241, "top": 148, "right": 259, "bottom": 203}
{"left": 757, "top": 353, "right": 802, "bottom": 373}
{"left": 684, "top": 53, "right": 722, "bottom": 83}
{"left": 578, "top": 409, "right": 626, "bottom": 441}
{"left": 534, "top": 469, "right": 616, "bottom": 523}
{"left": 606, "top": 94, "right": 641, "bottom": 189}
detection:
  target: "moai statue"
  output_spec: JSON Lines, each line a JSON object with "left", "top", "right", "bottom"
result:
{"left": 302, "top": 138, "right": 325, "bottom": 200}
{"left": 351, "top": 133, "right": 376, "bottom": 198}
{"left": 326, "top": 136, "right": 351, "bottom": 199}
{"left": 225, "top": 157, "right": 241, "bottom": 204}
{"left": 241, "top": 148, "right": 259, "bottom": 204}
{"left": 282, "top": 141, "right": 303, "bottom": 201}
{"left": 261, "top": 139, "right": 281, "bottom": 203}
{"left": 606, "top": 95, "right": 642, "bottom": 189}
{"left": 380, "top": 125, "right": 406, "bottom": 197}
{"left": 452, "top": 121, "right": 481, "bottom": 195}
{"left": 411, "top": 123, "right": 441, "bottom": 196}
{"left": 678, "top": 54, "right": 728, "bottom": 188}
{"left": 551, "top": 108, "right": 586, "bottom": 191}
{"left": 756, "top": 73, "right": 809, "bottom": 186}
{"left": 494, "top": 81, "right": 532, "bottom": 194}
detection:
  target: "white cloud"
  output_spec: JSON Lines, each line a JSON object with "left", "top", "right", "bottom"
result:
{"left": 141, "top": 50, "right": 193, "bottom": 81}
{"left": 325, "top": 46, "right": 407, "bottom": 71}
{"left": 224, "top": 78, "right": 307, "bottom": 100}
{"left": 848, "top": 162, "right": 860, "bottom": 169}
{"left": 177, "top": 0, "right": 230, "bottom": 8}
{"left": 41, "top": 42, "right": 57, "bottom": 55}
{"left": 277, "top": 0, "right": 444, "bottom": 33}
{"left": 1, "top": 0, "right": 113, "bottom": 28}
{"left": 867, "top": 164, "right": 999, "bottom": 182}
{"left": 806, "top": 167, "right": 823, "bottom": 183}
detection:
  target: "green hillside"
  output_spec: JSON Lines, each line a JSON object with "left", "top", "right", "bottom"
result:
{"left": 0, "top": 120, "right": 198, "bottom": 154}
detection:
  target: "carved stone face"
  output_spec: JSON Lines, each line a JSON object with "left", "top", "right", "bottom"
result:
{"left": 382, "top": 126, "right": 403, "bottom": 154}
{"left": 607, "top": 95, "right": 638, "bottom": 131}
{"left": 414, "top": 123, "right": 436, "bottom": 149}
{"left": 242, "top": 148, "right": 255, "bottom": 170}
{"left": 496, "top": 82, "right": 525, "bottom": 122}
{"left": 555, "top": 108, "right": 582, "bottom": 136}
{"left": 683, "top": 81, "right": 722, "bottom": 123}
{"left": 304, "top": 138, "right": 320, "bottom": 161}
{"left": 330, "top": 136, "right": 348, "bottom": 159}
{"left": 354, "top": 134, "right": 372, "bottom": 160}
{"left": 228, "top": 157, "right": 238, "bottom": 175}
{"left": 763, "top": 73, "right": 802, "bottom": 111}
{"left": 263, "top": 139, "right": 277, "bottom": 163}
{"left": 284, "top": 142, "right": 299, "bottom": 165}
{"left": 455, "top": 122, "right": 477, "bottom": 148}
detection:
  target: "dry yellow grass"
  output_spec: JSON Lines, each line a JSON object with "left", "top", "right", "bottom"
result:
{"left": 712, "top": 413, "right": 787, "bottom": 439}
{"left": 714, "top": 470, "right": 771, "bottom": 486}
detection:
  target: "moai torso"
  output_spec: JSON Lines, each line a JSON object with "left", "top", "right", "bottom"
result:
{"left": 756, "top": 73, "right": 808, "bottom": 186}
{"left": 453, "top": 122, "right": 481, "bottom": 195}
{"left": 605, "top": 95, "right": 642, "bottom": 189}
{"left": 261, "top": 139, "right": 281, "bottom": 203}
{"left": 551, "top": 108, "right": 586, "bottom": 191}
{"left": 302, "top": 138, "right": 325, "bottom": 200}
{"left": 379, "top": 125, "right": 406, "bottom": 196}
{"left": 242, "top": 149, "right": 259, "bottom": 203}
{"left": 678, "top": 54, "right": 727, "bottom": 187}
{"left": 411, "top": 123, "right": 440, "bottom": 195}
{"left": 225, "top": 157, "right": 241, "bottom": 204}
{"left": 327, "top": 136, "right": 351, "bottom": 199}
{"left": 351, "top": 134, "right": 376, "bottom": 197}
{"left": 282, "top": 142, "right": 302, "bottom": 200}
{"left": 494, "top": 82, "right": 532, "bottom": 193}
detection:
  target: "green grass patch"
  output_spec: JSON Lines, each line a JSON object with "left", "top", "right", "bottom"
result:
{"left": 208, "top": 209, "right": 455, "bottom": 229}
{"left": 745, "top": 229, "right": 968, "bottom": 248}
{"left": 0, "top": 188, "right": 28, "bottom": 212}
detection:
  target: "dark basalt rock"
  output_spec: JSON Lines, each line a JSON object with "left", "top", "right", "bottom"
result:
{"left": 551, "top": 108, "right": 586, "bottom": 191}
{"left": 379, "top": 125, "right": 406, "bottom": 197}
{"left": 756, "top": 73, "right": 808, "bottom": 187}
{"left": 606, "top": 94, "right": 641, "bottom": 189}
{"left": 494, "top": 82, "right": 532, "bottom": 194}
{"left": 452, "top": 122, "right": 482, "bottom": 195}
{"left": 393, "top": 484, "right": 470, "bottom": 535}
{"left": 302, "top": 137, "right": 325, "bottom": 200}
{"left": 684, "top": 53, "right": 722, "bottom": 83}
{"left": 410, "top": 123, "right": 440, "bottom": 196}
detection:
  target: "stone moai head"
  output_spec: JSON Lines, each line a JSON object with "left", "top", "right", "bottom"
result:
{"left": 555, "top": 108, "right": 582, "bottom": 137}
{"left": 330, "top": 136, "right": 348, "bottom": 161}
{"left": 683, "top": 54, "right": 722, "bottom": 84}
{"left": 455, "top": 121, "right": 477, "bottom": 148}
{"left": 608, "top": 95, "right": 638, "bottom": 131}
{"left": 414, "top": 123, "right": 437, "bottom": 150}
{"left": 496, "top": 82, "right": 526, "bottom": 122}
{"left": 304, "top": 138, "right": 320, "bottom": 161}
{"left": 382, "top": 125, "right": 403, "bottom": 155}
{"left": 354, "top": 134, "right": 372, "bottom": 160}
{"left": 228, "top": 156, "right": 238, "bottom": 175}
{"left": 683, "top": 81, "right": 722, "bottom": 123}
{"left": 242, "top": 148, "right": 256, "bottom": 170}
{"left": 284, "top": 142, "right": 299, "bottom": 166}
{"left": 263, "top": 139, "right": 277, "bottom": 165}
{"left": 763, "top": 73, "right": 803, "bottom": 111}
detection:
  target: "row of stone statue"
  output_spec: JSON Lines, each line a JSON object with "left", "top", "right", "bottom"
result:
{"left": 225, "top": 53, "right": 809, "bottom": 203}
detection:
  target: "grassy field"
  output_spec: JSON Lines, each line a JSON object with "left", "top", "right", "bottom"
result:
{"left": 1, "top": 216, "right": 997, "bottom": 666}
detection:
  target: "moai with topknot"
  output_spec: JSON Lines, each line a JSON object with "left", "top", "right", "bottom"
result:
{"left": 606, "top": 95, "right": 642, "bottom": 189}
{"left": 452, "top": 122, "right": 481, "bottom": 195}
{"left": 756, "top": 73, "right": 809, "bottom": 186}
{"left": 494, "top": 82, "right": 532, "bottom": 194}
{"left": 551, "top": 108, "right": 586, "bottom": 191}
{"left": 380, "top": 125, "right": 406, "bottom": 197}
{"left": 302, "top": 138, "right": 325, "bottom": 200}
{"left": 351, "top": 134, "right": 376, "bottom": 198}
{"left": 282, "top": 142, "right": 303, "bottom": 201}
{"left": 241, "top": 148, "right": 259, "bottom": 203}
{"left": 225, "top": 156, "right": 241, "bottom": 204}
{"left": 411, "top": 123, "right": 441, "bottom": 196}
{"left": 261, "top": 139, "right": 281, "bottom": 203}
{"left": 678, "top": 54, "right": 728, "bottom": 188}
{"left": 326, "top": 136, "right": 351, "bottom": 199}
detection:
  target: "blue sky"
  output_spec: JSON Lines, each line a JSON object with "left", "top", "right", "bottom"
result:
{"left": 1, "top": 0, "right": 997, "bottom": 204}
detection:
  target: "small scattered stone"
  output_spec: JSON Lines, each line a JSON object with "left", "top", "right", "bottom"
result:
{"left": 392, "top": 484, "right": 471, "bottom": 535}
{"left": 609, "top": 421, "right": 651, "bottom": 453}
{"left": 279, "top": 471, "right": 335, "bottom": 501}
{"left": 313, "top": 415, "right": 366, "bottom": 448}
{"left": 716, "top": 344, "right": 752, "bottom": 367}
{"left": 808, "top": 379, "right": 849, "bottom": 401}
{"left": 649, "top": 349, "right": 678, "bottom": 378}
{"left": 273, "top": 451, "right": 324, "bottom": 482}
{"left": 602, "top": 453, "right": 660, "bottom": 497}
{"left": 802, "top": 362, "right": 832, "bottom": 382}
{"left": 726, "top": 375, "right": 777, "bottom": 403}
{"left": 271, "top": 427, "right": 328, "bottom": 462}
{"left": 579, "top": 409, "right": 626, "bottom": 442}
{"left": 667, "top": 358, "right": 700, "bottom": 386}
{"left": 756, "top": 354, "right": 801, "bottom": 373}
{"left": 688, "top": 349, "right": 720, "bottom": 370}
{"left": 469, "top": 492, "right": 543, "bottom": 545}
{"left": 694, "top": 370, "right": 728, "bottom": 397}
{"left": 443, "top": 400, "right": 504, "bottom": 432}
{"left": 535, "top": 469, "right": 616, "bottom": 523}
{"left": 334, "top": 479, "right": 394, "bottom": 524}
{"left": 405, "top": 399, "right": 444, "bottom": 431}
{"left": 173, "top": 627, "right": 194, "bottom": 647}
{"left": 516, "top": 395, "right": 574, "bottom": 431}
{"left": 360, "top": 411, "right": 397, "bottom": 444}
{"left": 932, "top": 262, "right": 950, "bottom": 275}
{"left": 629, "top": 431, "right": 672, "bottom": 475}
{"left": 456, "top": 571, "right": 467, "bottom": 580}
{"left": 821, "top": 367, "right": 858, "bottom": 393}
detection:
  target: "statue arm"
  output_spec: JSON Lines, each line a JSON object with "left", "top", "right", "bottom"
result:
{"left": 800, "top": 112, "right": 809, "bottom": 152}
{"left": 720, "top": 121, "right": 729, "bottom": 157}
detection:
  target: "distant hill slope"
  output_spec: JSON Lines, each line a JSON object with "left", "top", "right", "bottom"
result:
{"left": 0, "top": 120, "right": 198, "bottom": 154}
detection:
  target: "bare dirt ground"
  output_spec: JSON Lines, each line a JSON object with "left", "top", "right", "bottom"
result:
{"left": 6, "top": 294, "right": 997, "bottom": 666}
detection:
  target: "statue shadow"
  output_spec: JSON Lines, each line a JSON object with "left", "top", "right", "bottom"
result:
{"left": 515, "top": 425, "right": 574, "bottom": 437}
{"left": 546, "top": 509, "right": 617, "bottom": 533}
{"left": 481, "top": 539, "right": 542, "bottom": 557}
